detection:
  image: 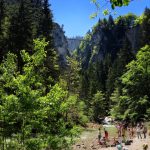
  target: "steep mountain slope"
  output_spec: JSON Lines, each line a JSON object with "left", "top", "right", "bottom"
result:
{"left": 52, "top": 23, "right": 69, "bottom": 65}
{"left": 67, "top": 37, "right": 83, "bottom": 52}
{"left": 77, "top": 14, "right": 142, "bottom": 104}
{"left": 78, "top": 15, "right": 140, "bottom": 70}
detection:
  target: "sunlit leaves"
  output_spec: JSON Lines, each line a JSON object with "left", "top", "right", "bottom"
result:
{"left": 0, "top": 38, "right": 81, "bottom": 149}
{"left": 122, "top": 45, "right": 150, "bottom": 85}
{"left": 92, "top": 91, "right": 106, "bottom": 119}
{"left": 32, "top": 38, "right": 48, "bottom": 66}
{"left": 110, "top": 0, "right": 130, "bottom": 9}
{"left": 90, "top": 0, "right": 131, "bottom": 16}
{"left": 120, "top": 45, "right": 150, "bottom": 120}
{"left": 103, "top": 9, "right": 110, "bottom": 16}
{"left": 90, "top": 12, "right": 98, "bottom": 19}
{"left": 90, "top": 0, "right": 100, "bottom": 18}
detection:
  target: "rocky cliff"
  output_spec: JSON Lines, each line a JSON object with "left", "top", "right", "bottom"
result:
{"left": 52, "top": 23, "right": 69, "bottom": 65}
{"left": 67, "top": 37, "right": 83, "bottom": 52}
{"left": 78, "top": 16, "right": 141, "bottom": 69}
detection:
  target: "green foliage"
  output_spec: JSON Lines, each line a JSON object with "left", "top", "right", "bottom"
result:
{"left": 106, "top": 37, "right": 134, "bottom": 97}
{"left": 110, "top": 89, "right": 130, "bottom": 120}
{"left": 91, "top": 91, "right": 106, "bottom": 121}
{"left": 89, "top": 46, "right": 98, "bottom": 63}
{"left": 90, "top": 0, "right": 100, "bottom": 18}
{"left": 79, "top": 9, "right": 150, "bottom": 123}
{"left": 103, "top": 9, "right": 110, "bottom": 16}
{"left": 0, "top": 39, "right": 80, "bottom": 149}
{"left": 84, "top": 33, "right": 91, "bottom": 41}
{"left": 59, "top": 56, "right": 88, "bottom": 126}
{"left": 109, "top": 0, "right": 130, "bottom": 9}
{"left": 114, "top": 13, "right": 138, "bottom": 31}
{"left": 112, "top": 45, "right": 150, "bottom": 121}
{"left": 8, "top": 0, "right": 33, "bottom": 59}
{"left": 140, "top": 8, "right": 150, "bottom": 46}
{"left": 90, "top": 12, "right": 98, "bottom": 19}
{"left": 91, "top": 0, "right": 131, "bottom": 17}
{"left": 0, "top": 0, "right": 6, "bottom": 61}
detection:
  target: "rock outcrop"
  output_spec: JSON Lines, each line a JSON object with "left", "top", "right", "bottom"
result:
{"left": 67, "top": 37, "right": 83, "bottom": 52}
{"left": 52, "top": 23, "right": 69, "bottom": 65}
{"left": 78, "top": 19, "right": 141, "bottom": 69}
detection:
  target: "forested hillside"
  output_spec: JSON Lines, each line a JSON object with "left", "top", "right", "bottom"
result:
{"left": 0, "top": 0, "right": 150, "bottom": 149}
{"left": 77, "top": 8, "right": 150, "bottom": 121}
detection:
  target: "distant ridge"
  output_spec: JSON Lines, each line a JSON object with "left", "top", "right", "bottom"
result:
{"left": 67, "top": 37, "right": 83, "bottom": 52}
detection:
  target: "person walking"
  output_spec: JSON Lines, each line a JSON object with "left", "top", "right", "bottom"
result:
{"left": 131, "top": 126, "right": 135, "bottom": 138}
{"left": 122, "top": 125, "right": 126, "bottom": 142}
{"left": 143, "top": 125, "right": 147, "bottom": 139}
{"left": 98, "top": 128, "right": 102, "bottom": 144}
{"left": 116, "top": 123, "right": 122, "bottom": 138}
{"left": 104, "top": 128, "right": 109, "bottom": 141}
{"left": 136, "top": 124, "right": 142, "bottom": 139}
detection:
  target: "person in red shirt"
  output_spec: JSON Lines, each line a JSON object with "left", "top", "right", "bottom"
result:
{"left": 104, "top": 128, "right": 109, "bottom": 141}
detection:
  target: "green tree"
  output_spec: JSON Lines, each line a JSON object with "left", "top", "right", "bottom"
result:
{"left": 0, "top": 0, "right": 4, "bottom": 32}
{"left": 92, "top": 0, "right": 132, "bottom": 10}
{"left": 0, "top": 39, "right": 80, "bottom": 149}
{"left": 110, "top": 88, "right": 125, "bottom": 119}
{"left": 140, "top": 8, "right": 150, "bottom": 47}
{"left": 106, "top": 37, "right": 134, "bottom": 99}
{"left": 39, "top": 0, "right": 53, "bottom": 40}
{"left": 91, "top": 91, "right": 106, "bottom": 121}
{"left": 61, "top": 56, "right": 81, "bottom": 94}
{"left": 39, "top": 0, "right": 59, "bottom": 86}
{"left": 0, "top": 0, "right": 5, "bottom": 62}
{"left": 116, "top": 45, "right": 150, "bottom": 121}
{"left": 59, "top": 56, "right": 88, "bottom": 126}
{"left": 108, "top": 15, "right": 115, "bottom": 29}
{"left": 8, "top": 0, "right": 33, "bottom": 71}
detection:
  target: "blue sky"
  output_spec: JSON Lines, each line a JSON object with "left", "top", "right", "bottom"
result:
{"left": 50, "top": 0, "right": 150, "bottom": 38}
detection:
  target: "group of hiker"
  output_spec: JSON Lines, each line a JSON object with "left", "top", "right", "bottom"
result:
{"left": 98, "top": 121, "right": 148, "bottom": 149}
{"left": 136, "top": 122, "right": 148, "bottom": 139}
{"left": 116, "top": 122, "right": 148, "bottom": 140}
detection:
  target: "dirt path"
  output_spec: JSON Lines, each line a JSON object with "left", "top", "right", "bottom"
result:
{"left": 73, "top": 124, "right": 150, "bottom": 150}
{"left": 100, "top": 137, "right": 150, "bottom": 150}
{"left": 73, "top": 136, "right": 150, "bottom": 150}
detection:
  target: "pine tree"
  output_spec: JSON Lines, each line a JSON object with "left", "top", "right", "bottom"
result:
{"left": 0, "top": 0, "right": 4, "bottom": 33}
{"left": 115, "top": 17, "right": 126, "bottom": 40}
{"left": 108, "top": 15, "right": 114, "bottom": 29}
{"left": 41, "top": 0, "right": 53, "bottom": 39}
{"left": 116, "top": 37, "right": 134, "bottom": 76}
{"left": 39, "top": 0, "right": 60, "bottom": 87}
{"left": 92, "top": 91, "right": 106, "bottom": 121}
{"left": 140, "top": 7, "right": 150, "bottom": 47}
{"left": 8, "top": 0, "right": 33, "bottom": 71}
{"left": 106, "top": 37, "right": 134, "bottom": 99}
{"left": 80, "top": 71, "right": 90, "bottom": 99}
{"left": 0, "top": 0, "right": 5, "bottom": 62}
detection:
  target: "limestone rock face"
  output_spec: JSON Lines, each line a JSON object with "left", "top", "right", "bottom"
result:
{"left": 53, "top": 24, "right": 83, "bottom": 65}
{"left": 52, "top": 23, "right": 69, "bottom": 65}
{"left": 67, "top": 37, "right": 83, "bottom": 52}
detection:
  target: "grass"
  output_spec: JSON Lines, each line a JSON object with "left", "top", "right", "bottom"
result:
{"left": 79, "top": 124, "right": 118, "bottom": 141}
{"left": 146, "top": 122, "right": 150, "bottom": 128}
{"left": 99, "top": 125, "right": 118, "bottom": 139}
